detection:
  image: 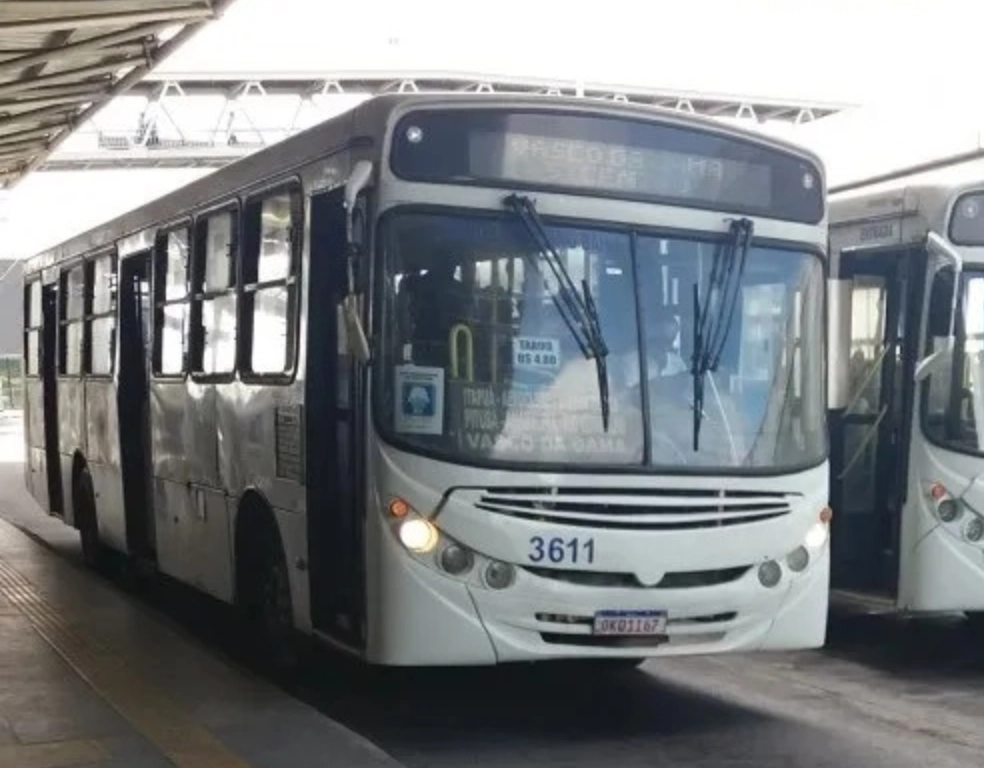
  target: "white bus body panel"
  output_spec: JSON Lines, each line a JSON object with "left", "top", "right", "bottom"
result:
{"left": 901, "top": 434, "right": 984, "bottom": 611}
{"left": 365, "top": 439, "right": 829, "bottom": 665}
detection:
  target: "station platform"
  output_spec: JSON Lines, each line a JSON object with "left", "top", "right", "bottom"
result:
{"left": 0, "top": 410, "right": 400, "bottom": 768}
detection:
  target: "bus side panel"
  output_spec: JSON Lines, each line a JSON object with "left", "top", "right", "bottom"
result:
{"left": 23, "top": 379, "right": 48, "bottom": 510}
{"left": 150, "top": 379, "right": 235, "bottom": 601}
{"left": 57, "top": 377, "right": 85, "bottom": 527}
{"left": 85, "top": 379, "right": 126, "bottom": 552}
{"left": 184, "top": 381, "right": 220, "bottom": 486}
{"left": 219, "top": 382, "right": 309, "bottom": 628}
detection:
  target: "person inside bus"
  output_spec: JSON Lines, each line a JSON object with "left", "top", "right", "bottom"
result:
{"left": 399, "top": 255, "right": 470, "bottom": 369}
{"left": 622, "top": 303, "right": 688, "bottom": 389}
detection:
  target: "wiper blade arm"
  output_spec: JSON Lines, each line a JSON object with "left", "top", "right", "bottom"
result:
{"left": 504, "top": 193, "right": 611, "bottom": 430}
{"left": 582, "top": 277, "right": 610, "bottom": 430}
{"left": 690, "top": 217, "right": 754, "bottom": 451}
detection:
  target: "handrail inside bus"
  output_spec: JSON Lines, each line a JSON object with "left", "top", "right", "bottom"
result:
{"left": 837, "top": 404, "right": 889, "bottom": 481}
{"left": 844, "top": 343, "right": 891, "bottom": 417}
{"left": 450, "top": 324, "right": 474, "bottom": 382}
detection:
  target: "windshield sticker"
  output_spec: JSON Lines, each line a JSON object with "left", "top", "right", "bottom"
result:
{"left": 448, "top": 380, "right": 637, "bottom": 459}
{"left": 395, "top": 365, "right": 445, "bottom": 435}
{"left": 513, "top": 337, "right": 561, "bottom": 371}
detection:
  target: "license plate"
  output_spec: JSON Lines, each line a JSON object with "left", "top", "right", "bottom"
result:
{"left": 592, "top": 610, "right": 667, "bottom": 636}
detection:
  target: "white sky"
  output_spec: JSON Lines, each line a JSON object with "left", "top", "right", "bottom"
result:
{"left": 3, "top": 0, "right": 984, "bottom": 260}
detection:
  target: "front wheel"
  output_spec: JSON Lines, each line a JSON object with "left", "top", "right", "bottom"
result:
{"left": 965, "top": 612, "right": 984, "bottom": 632}
{"left": 75, "top": 468, "right": 108, "bottom": 570}
{"left": 243, "top": 540, "right": 301, "bottom": 675}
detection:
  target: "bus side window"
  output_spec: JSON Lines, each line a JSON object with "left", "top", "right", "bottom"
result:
{"left": 153, "top": 227, "right": 191, "bottom": 377}
{"left": 241, "top": 187, "right": 301, "bottom": 378}
{"left": 59, "top": 264, "right": 85, "bottom": 376}
{"left": 85, "top": 251, "right": 117, "bottom": 376}
{"left": 24, "top": 281, "right": 41, "bottom": 377}
{"left": 192, "top": 208, "right": 238, "bottom": 376}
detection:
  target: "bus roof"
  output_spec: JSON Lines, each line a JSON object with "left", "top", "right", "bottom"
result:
{"left": 830, "top": 175, "right": 984, "bottom": 241}
{"left": 23, "top": 92, "right": 824, "bottom": 276}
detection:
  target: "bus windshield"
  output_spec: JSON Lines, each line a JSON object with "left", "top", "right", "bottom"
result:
{"left": 924, "top": 271, "right": 984, "bottom": 454}
{"left": 376, "top": 210, "right": 826, "bottom": 471}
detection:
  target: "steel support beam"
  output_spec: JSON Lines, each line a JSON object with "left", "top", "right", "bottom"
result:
{"left": 0, "top": 6, "right": 213, "bottom": 35}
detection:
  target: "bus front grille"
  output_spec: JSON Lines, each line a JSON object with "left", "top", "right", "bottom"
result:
{"left": 523, "top": 565, "right": 751, "bottom": 589}
{"left": 467, "top": 486, "right": 797, "bottom": 530}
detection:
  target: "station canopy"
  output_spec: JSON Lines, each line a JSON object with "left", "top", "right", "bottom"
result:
{"left": 0, "top": 1, "right": 231, "bottom": 188}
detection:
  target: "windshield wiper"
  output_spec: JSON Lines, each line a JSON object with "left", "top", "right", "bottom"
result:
{"left": 503, "top": 193, "right": 611, "bottom": 430}
{"left": 690, "top": 217, "right": 754, "bottom": 450}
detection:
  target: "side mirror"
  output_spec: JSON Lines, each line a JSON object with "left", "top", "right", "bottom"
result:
{"left": 345, "top": 160, "right": 374, "bottom": 246}
{"left": 914, "top": 338, "right": 954, "bottom": 382}
{"left": 926, "top": 231, "right": 963, "bottom": 339}
{"left": 915, "top": 232, "right": 964, "bottom": 382}
{"left": 342, "top": 161, "right": 374, "bottom": 364}
{"left": 343, "top": 294, "right": 371, "bottom": 364}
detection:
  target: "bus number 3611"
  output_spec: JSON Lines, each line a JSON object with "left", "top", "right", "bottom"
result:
{"left": 528, "top": 536, "right": 596, "bottom": 565}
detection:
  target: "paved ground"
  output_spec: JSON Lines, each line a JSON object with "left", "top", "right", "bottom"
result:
{"left": 0, "top": 410, "right": 400, "bottom": 768}
{"left": 3, "top": 407, "right": 984, "bottom": 768}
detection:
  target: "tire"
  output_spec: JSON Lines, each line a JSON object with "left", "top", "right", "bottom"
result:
{"left": 965, "top": 612, "right": 984, "bottom": 632}
{"left": 75, "top": 467, "right": 107, "bottom": 570}
{"left": 244, "top": 536, "right": 300, "bottom": 675}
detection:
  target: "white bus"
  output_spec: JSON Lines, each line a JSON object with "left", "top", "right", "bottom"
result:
{"left": 829, "top": 175, "right": 984, "bottom": 619}
{"left": 22, "top": 94, "right": 830, "bottom": 666}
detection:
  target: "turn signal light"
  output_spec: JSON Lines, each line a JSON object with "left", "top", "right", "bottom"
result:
{"left": 388, "top": 498, "right": 410, "bottom": 519}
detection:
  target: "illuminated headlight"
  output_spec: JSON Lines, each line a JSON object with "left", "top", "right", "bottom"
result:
{"left": 804, "top": 522, "right": 829, "bottom": 549}
{"left": 786, "top": 546, "right": 810, "bottom": 573}
{"left": 485, "top": 560, "right": 515, "bottom": 590}
{"left": 399, "top": 518, "right": 439, "bottom": 553}
{"left": 757, "top": 560, "right": 782, "bottom": 588}
{"left": 967, "top": 517, "right": 984, "bottom": 542}
{"left": 439, "top": 544, "right": 475, "bottom": 575}
{"left": 939, "top": 498, "right": 963, "bottom": 523}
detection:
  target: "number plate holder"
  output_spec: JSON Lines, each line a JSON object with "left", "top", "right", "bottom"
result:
{"left": 592, "top": 610, "right": 667, "bottom": 637}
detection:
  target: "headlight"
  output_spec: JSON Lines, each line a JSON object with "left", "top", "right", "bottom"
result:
{"left": 758, "top": 560, "right": 782, "bottom": 588}
{"left": 439, "top": 543, "right": 475, "bottom": 575}
{"left": 485, "top": 560, "right": 516, "bottom": 590}
{"left": 398, "top": 518, "right": 439, "bottom": 553}
{"left": 804, "top": 522, "right": 829, "bottom": 549}
{"left": 939, "top": 498, "right": 963, "bottom": 523}
{"left": 967, "top": 516, "right": 984, "bottom": 542}
{"left": 786, "top": 545, "right": 810, "bottom": 572}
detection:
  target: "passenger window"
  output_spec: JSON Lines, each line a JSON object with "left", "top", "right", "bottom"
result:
{"left": 193, "top": 209, "right": 238, "bottom": 375}
{"left": 59, "top": 265, "right": 85, "bottom": 375}
{"left": 154, "top": 226, "right": 191, "bottom": 376}
{"left": 23, "top": 281, "right": 41, "bottom": 377}
{"left": 164, "top": 230, "right": 189, "bottom": 300}
{"left": 243, "top": 190, "right": 299, "bottom": 377}
{"left": 86, "top": 252, "right": 117, "bottom": 375}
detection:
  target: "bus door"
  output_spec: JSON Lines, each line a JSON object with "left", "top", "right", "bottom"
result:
{"left": 117, "top": 252, "right": 155, "bottom": 558}
{"left": 830, "top": 248, "right": 923, "bottom": 597}
{"left": 305, "top": 185, "right": 365, "bottom": 644}
{"left": 41, "top": 282, "right": 63, "bottom": 515}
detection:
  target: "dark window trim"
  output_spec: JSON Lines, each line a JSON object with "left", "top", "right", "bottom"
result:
{"left": 239, "top": 178, "right": 304, "bottom": 385}
{"left": 919, "top": 266, "right": 984, "bottom": 458}
{"left": 152, "top": 221, "right": 193, "bottom": 380}
{"left": 370, "top": 203, "right": 828, "bottom": 478}
{"left": 190, "top": 201, "right": 240, "bottom": 382}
